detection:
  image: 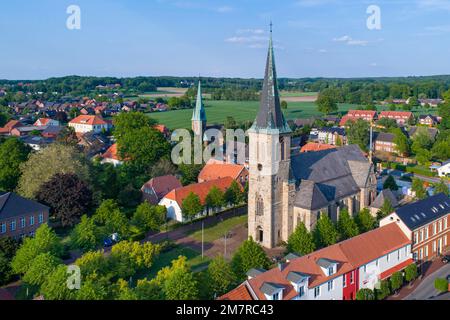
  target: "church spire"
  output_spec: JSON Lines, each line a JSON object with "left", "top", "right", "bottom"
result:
{"left": 253, "top": 23, "right": 289, "bottom": 132}
{"left": 192, "top": 79, "right": 206, "bottom": 122}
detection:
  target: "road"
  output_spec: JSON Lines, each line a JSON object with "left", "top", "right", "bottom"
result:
{"left": 404, "top": 263, "right": 450, "bottom": 300}
{"left": 414, "top": 174, "right": 450, "bottom": 187}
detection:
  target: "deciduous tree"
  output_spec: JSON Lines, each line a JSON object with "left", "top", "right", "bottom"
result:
{"left": 313, "top": 214, "right": 339, "bottom": 248}
{"left": 0, "top": 138, "right": 30, "bottom": 191}
{"left": 231, "top": 237, "right": 271, "bottom": 281}
{"left": 287, "top": 222, "right": 315, "bottom": 255}
{"left": 337, "top": 209, "right": 359, "bottom": 240}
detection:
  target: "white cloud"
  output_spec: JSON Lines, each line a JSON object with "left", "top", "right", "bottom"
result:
{"left": 295, "top": 0, "right": 337, "bottom": 7}
{"left": 333, "top": 35, "right": 352, "bottom": 42}
{"left": 216, "top": 6, "right": 233, "bottom": 13}
{"left": 236, "top": 29, "right": 265, "bottom": 35}
{"left": 332, "top": 35, "right": 382, "bottom": 46}
{"left": 318, "top": 49, "right": 328, "bottom": 53}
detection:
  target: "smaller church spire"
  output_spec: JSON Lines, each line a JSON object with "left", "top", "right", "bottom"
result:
{"left": 192, "top": 79, "right": 206, "bottom": 122}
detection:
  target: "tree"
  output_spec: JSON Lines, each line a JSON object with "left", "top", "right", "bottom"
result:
{"left": 356, "top": 288, "right": 376, "bottom": 300}
{"left": 149, "top": 158, "right": 177, "bottom": 178}
{"left": 36, "top": 173, "right": 93, "bottom": 227}
{"left": 337, "top": 209, "right": 359, "bottom": 240}
{"left": 376, "top": 280, "right": 391, "bottom": 300}
{"left": 156, "top": 256, "right": 199, "bottom": 300}
{"left": 316, "top": 89, "right": 338, "bottom": 115}
{"left": 75, "top": 250, "right": 110, "bottom": 279}
{"left": 17, "top": 144, "right": 90, "bottom": 198}
{"left": 0, "top": 253, "right": 14, "bottom": 286}
{"left": 281, "top": 100, "right": 288, "bottom": 110}
{"left": 392, "top": 128, "right": 410, "bottom": 156}
{"left": 181, "top": 192, "right": 204, "bottom": 221}
{"left": 404, "top": 263, "right": 418, "bottom": 283}
{"left": 355, "top": 208, "right": 376, "bottom": 233}
{"left": 434, "top": 278, "right": 449, "bottom": 293}
{"left": 179, "top": 163, "right": 203, "bottom": 186}
{"left": 0, "top": 138, "right": 30, "bottom": 191}
{"left": 287, "top": 222, "right": 315, "bottom": 255}
{"left": 390, "top": 271, "right": 403, "bottom": 293}
{"left": 110, "top": 241, "right": 161, "bottom": 279}
{"left": 431, "top": 138, "right": 450, "bottom": 160}
{"left": 313, "top": 214, "right": 339, "bottom": 248}
{"left": 378, "top": 199, "right": 395, "bottom": 220}
{"left": 0, "top": 238, "right": 19, "bottom": 285}
{"left": 207, "top": 255, "right": 236, "bottom": 296}
{"left": 434, "top": 179, "right": 449, "bottom": 196}
{"left": 231, "top": 237, "right": 271, "bottom": 281}
{"left": 22, "top": 253, "right": 60, "bottom": 286}
{"left": 132, "top": 202, "right": 166, "bottom": 232}
{"left": 383, "top": 175, "right": 398, "bottom": 191}
{"left": 11, "top": 224, "right": 63, "bottom": 275}
{"left": 224, "top": 180, "right": 244, "bottom": 206}
{"left": 114, "top": 279, "right": 138, "bottom": 300}
{"left": 0, "top": 112, "right": 9, "bottom": 127}
{"left": 346, "top": 119, "right": 370, "bottom": 151}
{"left": 94, "top": 199, "right": 130, "bottom": 238}
{"left": 205, "top": 186, "right": 225, "bottom": 213}
{"left": 40, "top": 265, "right": 75, "bottom": 300}
{"left": 71, "top": 215, "right": 104, "bottom": 252}
{"left": 411, "top": 178, "right": 428, "bottom": 200}
{"left": 76, "top": 276, "right": 110, "bottom": 300}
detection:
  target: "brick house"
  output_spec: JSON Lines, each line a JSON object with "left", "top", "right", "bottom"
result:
{"left": 379, "top": 111, "right": 413, "bottom": 126}
{"left": 340, "top": 110, "right": 377, "bottom": 127}
{"left": 380, "top": 193, "right": 450, "bottom": 264}
{"left": 374, "top": 132, "right": 397, "bottom": 153}
{"left": 0, "top": 192, "right": 49, "bottom": 240}
{"left": 220, "top": 223, "right": 412, "bottom": 300}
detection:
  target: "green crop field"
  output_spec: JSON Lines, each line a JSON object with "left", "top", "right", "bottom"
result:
{"left": 148, "top": 100, "right": 357, "bottom": 129}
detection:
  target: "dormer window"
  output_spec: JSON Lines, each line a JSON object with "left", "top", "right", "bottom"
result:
{"left": 272, "top": 292, "right": 280, "bottom": 300}
{"left": 328, "top": 266, "right": 334, "bottom": 276}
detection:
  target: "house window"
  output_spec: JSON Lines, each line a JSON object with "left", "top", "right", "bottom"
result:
{"left": 433, "top": 241, "right": 437, "bottom": 253}
{"left": 414, "top": 232, "right": 418, "bottom": 244}
{"left": 350, "top": 272, "right": 354, "bottom": 284}
{"left": 397, "top": 250, "right": 400, "bottom": 260}
{"left": 343, "top": 275, "right": 347, "bottom": 288}
{"left": 433, "top": 223, "right": 437, "bottom": 235}
{"left": 272, "top": 292, "right": 280, "bottom": 300}
{"left": 298, "top": 286, "right": 305, "bottom": 297}
{"left": 425, "top": 246, "right": 428, "bottom": 257}
{"left": 439, "top": 220, "right": 443, "bottom": 232}
{"left": 20, "top": 217, "right": 26, "bottom": 228}
{"left": 328, "top": 266, "right": 334, "bottom": 276}
{"left": 376, "top": 259, "right": 379, "bottom": 267}
{"left": 425, "top": 228, "right": 429, "bottom": 240}
{"left": 38, "top": 213, "right": 44, "bottom": 224}
{"left": 10, "top": 220, "right": 16, "bottom": 231}
{"left": 314, "top": 286, "right": 321, "bottom": 298}
{"left": 445, "top": 218, "right": 448, "bottom": 230}
{"left": 328, "top": 280, "right": 334, "bottom": 291}
{"left": 30, "top": 216, "right": 35, "bottom": 226}
{"left": 1, "top": 223, "right": 6, "bottom": 234}
{"left": 387, "top": 254, "right": 390, "bottom": 262}
{"left": 419, "top": 248, "right": 423, "bottom": 260}
{"left": 256, "top": 196, "right": 264, "bottom": 216}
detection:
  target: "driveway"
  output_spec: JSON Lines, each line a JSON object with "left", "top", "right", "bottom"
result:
{"left": 404, "top": 263, "right": 450, "bottom": 300}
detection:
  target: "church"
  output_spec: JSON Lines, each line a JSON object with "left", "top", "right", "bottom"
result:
{"left": 248, "top": 28, "right": 377, "bottom": 249}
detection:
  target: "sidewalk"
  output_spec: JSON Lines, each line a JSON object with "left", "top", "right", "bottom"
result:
{"left": 386, "top": 257, "right": 445, "bottom": 300}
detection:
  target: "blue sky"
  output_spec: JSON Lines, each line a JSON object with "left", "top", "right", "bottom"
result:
{"left": 1, "top": 0, "right": 450, "bottom": 79}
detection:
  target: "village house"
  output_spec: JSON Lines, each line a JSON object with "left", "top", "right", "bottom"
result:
{"left": 418, "top": 115, "right": 440, "bottom": 126}
{"left": 419, "top": 99, "right": 443, "bottom": 107}
{"left": 374, "top": 132, "right": 397, "bottom": 154}
{"left": 198, "top": 163, "right": 248, "bottom": 186}
{"left": 0, "top": 120, "right": 22, "bottom": 136}
{"left": 310, "top": 127, "right": 346, "bottom": 146}
{"left": 300, "top": 142, "right": 336, "bottom": 153}
{"left": 159, "top": 177, "right": 236, "bottom": 222}
{"left": 436, "top": 161, "right": 450, "bottom": 177}
{"left": 220, "top": 223, "right": 412, "bottom": 300}
{"left": 68, "top": 115, "right": 110, "bottom": 134}
{"left": 101, "top": 143, "right": 125, "bottom": 167}
{"left": 0, "top": 192, "right": 49, "bottom": 240}
{"left": 141, "top": 175, "right": 182, "bottom": 205}
{"left": 369, "top": 189, "right": 399, "bottom": 216}
{"left": 380, "top": 193, "right": 449, "bottom": 264}
{"left": 408, "top": 126, "right": 439, "bottom": 141}
{"left": 378, "top": 111, "right": 413, "bottom": 126}
{"left": 339, "top": 110, "right": 377, "bottom": 127}
{"left": 33, "top": 118, "right": 60, "bottom": 127}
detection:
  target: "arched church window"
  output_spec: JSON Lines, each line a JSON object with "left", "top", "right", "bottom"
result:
{"left": 256, "top": 195, "right": 264, "bottom": 216}
{"left": 280, "top": 137, "right": 285, "bottom": 161}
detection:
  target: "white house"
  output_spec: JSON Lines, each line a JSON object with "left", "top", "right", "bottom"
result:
{"left": 68, "top": 115, "right": 109, "bottom": 134}
{"left": 437, "top": 161, "right": 450, "bottom": 178}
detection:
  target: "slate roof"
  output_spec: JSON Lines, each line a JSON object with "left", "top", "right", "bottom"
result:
{"left": 374, "top": 132, "right": 395, "bottom": 143}
{"left": 260, "top": 282, "right": 285, "bottom": 296}
{"left": 286, "top": 271, "right": 310, "bottom": 283}
{"left": 408, "top": 126, "right": 439, "bottom": 140}
{"left": 247, "top": 268, "right": 266, "bottom": 278}
{"left": 252, "top": 28, "right": 290, "bottom": 133}
{"left": 394, "top": 193, "right": 450, "bottom": 230}
{"left": 316, "top": 258, "right": 338, "bottom": 269}
{"left": 192, "top": 81, "right": 206, "bottom": 122}
{"left": 371, "top": 189, "right": 399, "bottom": 209}
{"left": 0, "top": 192, "right": 49, "bottom": 220}
{"left": 291, "top": 145, "right": 372, "bottom": 210}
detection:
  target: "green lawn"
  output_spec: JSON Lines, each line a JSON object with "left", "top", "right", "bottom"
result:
{"left": 148, "top": 100, "right": 357, "bottom": 129}
{"left": 187, "top": 214, "right": 247, "bottom": 243}
{"left": 280, "top": 91, "right": 318, "bottom": 97}
{"left": 146, "top": 246, "right": 210, "bottom": 278}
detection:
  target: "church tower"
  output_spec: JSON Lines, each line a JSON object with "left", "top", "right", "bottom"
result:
{"left": 192, "top": 80, "right": 207, "bottom": 137}
{"left": 248, "top": 24, "right": 293, "bottom": 248}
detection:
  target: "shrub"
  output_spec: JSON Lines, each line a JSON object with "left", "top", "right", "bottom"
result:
{"left": 434, "top": 278, "right": 449, "bottom": 293}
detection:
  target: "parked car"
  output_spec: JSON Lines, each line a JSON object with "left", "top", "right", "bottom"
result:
{"left": 103, "top": 233, "right": 120, "bottom": 247}
{"left": 442, "top": 255, "right": 450, "bottom": 264}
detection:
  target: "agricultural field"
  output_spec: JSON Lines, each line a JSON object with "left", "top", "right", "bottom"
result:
{"left": 148, "top": 100, "right": 357, "bottom": 129}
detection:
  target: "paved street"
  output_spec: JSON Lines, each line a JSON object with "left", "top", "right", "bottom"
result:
{"left": 404, "top": 263, "right": 450, "bottom": 300}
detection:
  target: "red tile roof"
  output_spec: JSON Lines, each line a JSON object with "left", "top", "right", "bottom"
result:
{"left": 238, "top": 224, "right": 410, "bottom": 300}
{"left": 33, "top": 118, "right": 52, "bottom": 126}
{"left": 218, "top": 284, "right": 254, "bottom": 300}
{"left": 300, "top": 142, "right": 336, "bottom": 153}
{"left": 379, "top": 111, "right": 413, "bottom": 119}
{"left": 198, "top": 163, "right": 246, "bottom": 182}
{"left": 102, "top": 143, "right": 121, "bottom": 161}
{"left": 0, "top": 120, "right": 22, "bottom": 134}
{"left": 69, "top": 115, "right": 107, "bottom": 126}
{"left": 164, "top": 177, "right": 236, "bottom": 207}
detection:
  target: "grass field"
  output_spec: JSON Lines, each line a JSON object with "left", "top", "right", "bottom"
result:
{"left": 187, "top": 215, "right": 247, "bottom": 243}
{"left": 148, "top": 100, "right": 357, "bottom": 129}
{"left": 146, "top": 246, "right": 210, "bottom": 278}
